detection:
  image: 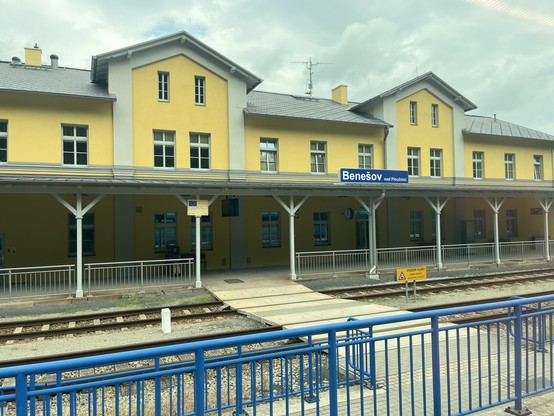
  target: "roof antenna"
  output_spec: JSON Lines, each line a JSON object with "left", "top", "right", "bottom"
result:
{"left": 291, "top": 57, "right": 332, "bottom": 97}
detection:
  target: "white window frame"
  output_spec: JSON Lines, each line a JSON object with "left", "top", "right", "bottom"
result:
{"left": 310, "top": 141, "right": 326, "bottom": 174}
{"left": 474, "top": 209, "right": 486, "bottom": 237}
{"left": 313, "top": 212, "right": 330, "bottom": 245}
{"left": 358, "top": 144, "right": 373, "bottom": 169}
{"left": 158, "top": 72, "right": 169, "bottom": 102}
{"left": 506, "top": 209, "right": 518, "bottom": 238}
{"left": 409, "top": 210, "right": 423, "bottom": 241}
{"left": 195, "top": 76, "right": 206, "bottom": 105}
{"left": 409, "top": 101, "right": 417, "bottom": 125}
{"left": 473, "top": 151, "right": 484, "bottom": 179}
{"left": 153, "top": 130, "right": 175, "bottom": 168}
{"left": 431, "top": 103, "right": 439, "bottom": 127}
{"left": 260, "top": 138, "right": 278, "bottom": 172}
{"left": 533, "top": 155, "right": 543, "bottom": 180}
{"left": 62, "top": 125, "right": 88, "bottom": 166}
{"left": 0, "top": 121, "right": 7, "bottom": 163}
{"left": 190, "top": 133, "right": 210, "bottom": 170}
{"left": 191, "top": 214, "right": 213, "bottom": 250}
{"left": 262, "top": 211, "right": 280, "bottom": 247}
{"left": 505, "top": 153, "right": 515, "bottom": 180}
{"left": 430, "top": 148, "right": 442, "bottom": 177}
{"left": 154, "top": 212, "right": 177, "bottom": 253}
{"left": 69, "top": 213, "right": 95, "bottom": 256}
{"left": 407, "top": 147, "right": 420, "bottom": 177}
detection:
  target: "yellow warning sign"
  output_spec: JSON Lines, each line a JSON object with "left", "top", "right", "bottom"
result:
{"left": 396, "top": 266, "right": 427, "bottom": 282}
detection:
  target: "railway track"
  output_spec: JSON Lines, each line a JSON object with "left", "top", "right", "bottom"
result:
{"left": 320, "top": 269, "right": 554, "bottom": 302}
{"left": 0, "top": 301, "right": 234, "bottom": 343}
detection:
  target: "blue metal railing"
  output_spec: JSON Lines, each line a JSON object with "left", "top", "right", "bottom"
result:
{"left": 1, "top": 295, "right": 553, "bottom": 415}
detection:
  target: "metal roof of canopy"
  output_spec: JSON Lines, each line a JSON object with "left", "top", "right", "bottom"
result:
{"left": 0, "top": 174, "right": 552, "bottom": 200}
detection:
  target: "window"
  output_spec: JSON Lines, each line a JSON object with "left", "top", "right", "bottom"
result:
{"left": 310, "top": 141, "right": 326, "bottom": 173}
{"left": 409, "top": 101, "right": 417, "bottom": 125}
{"left": 0, "top": 121, "right": 6, "bottom": 163}
{"left": 190, "top": 133, "right": 210, "bottom": 169}
{"left": 358, "top": 144, "right": 373, "bottom": 169}
{"left": 158, "top": 72, "right": 169, "bottom": 101}
{"left": 68, "top": 213, "right": 95, "bottom": 256}
{"left": 472, "top": 151, "right": 484, "bottom": 179}
{"left": 62, "top": 125, "right": 88, "bottom": 166}
{"left": 430, "top": 148, "right": 442, "bottom": 177}
{"left": 506, "top": 209, "right": 518, "bottom": 238}
{"left": 194, "top": 76, "right": 206, "bottom": 105}
{"left": 191, "top": 214, "right": 213, "bottom": 250}
{"left": 431, "top": 104, "right": 439, "bottom": 127}
{"left": 260, "top": 138, "right": 278, "bottom": 172}
{"left": 533, "top": 155, "right": 543, "bottom": 180}
{"left": 474, "top": 209, "right": 485, "bottom": 237}
{"left": 407, "top": 147, "right": 420, "bottom": 177}
{"left": 154, "top": 213, "right": 177, "bottom": 252}
{"left": 409, "top": 210, "right": 423, "bottom": 241}
{"left": 153, "top": 130, "right": 175, "bottom": 168}
{"left": 505, "top": 153, "right": 515, "bottom": 180}
{"left": 262, "top": 211, "right": 280, "bottom": 247}
{"left": 313, "top": 212, "right": 330, "bottom": 245}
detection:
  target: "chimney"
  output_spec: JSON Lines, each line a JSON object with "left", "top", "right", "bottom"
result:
{"left": 332, "top": 85, "right": 348, "bottom": 104}
{"left": 50, "top": 54, "right": 59, "bottom": 69}
{"left": 24, "top": 43, "right": 42, "bottom": 66}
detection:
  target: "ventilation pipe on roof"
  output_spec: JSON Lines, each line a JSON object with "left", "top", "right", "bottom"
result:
{"left": 494, "top": 114, "right": 497, "bottom": 122}
{"left": 11, "top": 56, "right": 22, "bottom": 65}
{"left": 50, "top": 54, "right": 59, "bottom": 69}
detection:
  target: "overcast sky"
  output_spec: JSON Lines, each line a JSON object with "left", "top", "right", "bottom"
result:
{"left": 2, "top": 0, "right": 553, "bottom": 134}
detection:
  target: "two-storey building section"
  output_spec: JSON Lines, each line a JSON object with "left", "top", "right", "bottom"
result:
{"left": 1, "top": 31, "right": 554, "bottom": 278}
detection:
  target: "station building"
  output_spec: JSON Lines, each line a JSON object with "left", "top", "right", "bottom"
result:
{"left": 1, "top": 31, "right": 553, "bottom": 277}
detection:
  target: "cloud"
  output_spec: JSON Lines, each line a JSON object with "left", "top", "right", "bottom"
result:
{"left": 1, "top": 0, "right": 553, "bottom": 132}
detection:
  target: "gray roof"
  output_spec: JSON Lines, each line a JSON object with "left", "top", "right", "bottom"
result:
{"left": 0, "top": 61, "right": 112, "bottom": 100}
{"left": 246, "top": 90, "right": 390, "bottom": 127}
{"left": 352, "top": 71, "right": 477, "bottom": 113}
{"left": 91, "top": 30, "right": 262, "bottom": 92}
{"left": 464, "top": 115, "right": 554, "bottom": 141}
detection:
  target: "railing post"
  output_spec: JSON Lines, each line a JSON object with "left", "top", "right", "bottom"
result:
{"left": 431, "top": 316, "right": 442, "bottom": 416}
{"left": 505, "top": 304, "right": 530, "bottom": 415}
{"left": 332, "top": 251, "right": 337, "bottom": 277}
{"left": 8, "top": 268, "right": 12, "bottom": 301}
{"left": 140, "top": 261, "right": 144, "bottom": 290}
{"left": 15, "top": 373, "right": 27, "bottom": 416}
{"left": 194, "top": 348, "right": 205, "bottom": 416}
{"left": 328, "top": 330, "right": 339, "bottom": 416}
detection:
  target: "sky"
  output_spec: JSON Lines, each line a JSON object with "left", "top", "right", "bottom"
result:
{"left": 2, "top": 0, "right": 554, "bottom": 134}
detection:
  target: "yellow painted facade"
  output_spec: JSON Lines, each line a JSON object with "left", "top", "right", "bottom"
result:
{"left": 244, "top": 116, "right": 385, "bottom": 178}
{"left": 0, "top": 92, "right": 113, "bottom": 169}
{"left": 132, "top": 55, "right": 229, "bottom": 171}
{"left": 396, "top": 90, "right": 454, "bottom": 178}
{"left": 1, "top": 31, "right": 554, "bottom": 274}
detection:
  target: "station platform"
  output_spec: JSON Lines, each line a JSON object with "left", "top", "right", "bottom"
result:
{"left": 203, "top": 269, "right": 438, "bottom": 345}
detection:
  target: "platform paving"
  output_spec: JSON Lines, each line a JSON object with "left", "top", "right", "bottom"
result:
{"left": 202, "top": 268, "right": 554, "bottom": 415}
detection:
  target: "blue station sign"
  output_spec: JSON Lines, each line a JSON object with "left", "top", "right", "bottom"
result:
{"left": 339, "top": 168, "right": 409, "bottom": 184}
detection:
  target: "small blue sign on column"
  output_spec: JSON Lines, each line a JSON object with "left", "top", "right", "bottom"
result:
{"left": 339, "top": 168, "right": 409, "bottom": 184}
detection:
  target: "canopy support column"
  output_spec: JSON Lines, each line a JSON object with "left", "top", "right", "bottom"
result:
{"left": 274, "top": 195, "right": 309, "bottom": 280}
{"left": 355, "top": 191, "right": 386, "bottom": 275}
{"left": 53, "top": 192, "right": 105, "bottom": 298}
{"left": 484, "top": 197, "right": 505, "bottom": 266}
{"left": 539, "top": 198, "right": 553, "bottom": 261}
{"left": 176, "top": 194, "right": 218, "bottom": 288}
{"left": 425, "top": 196, "right": 449, "bottom": 270}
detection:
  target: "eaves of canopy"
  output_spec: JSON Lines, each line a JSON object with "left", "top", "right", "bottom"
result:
{"left": 1, "top": 175, "right": 553, "bottom": 200}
